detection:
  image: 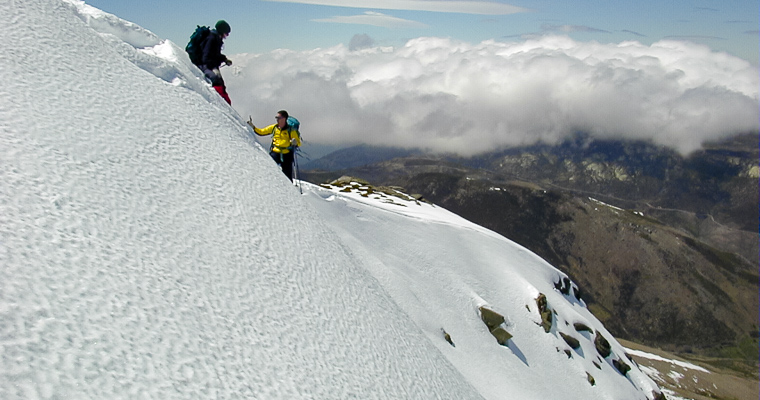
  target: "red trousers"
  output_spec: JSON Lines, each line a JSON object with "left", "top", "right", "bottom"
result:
{"left": 213, "top": 86, "right": 231, "bottom": 105}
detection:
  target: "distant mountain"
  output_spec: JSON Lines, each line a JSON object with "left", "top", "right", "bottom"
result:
{"left": 456, "top": 133, "right": 759, "bottom": 234}
{"left": 300, "top": 144, "right": 421, "bottom": 171}
{"left": 301, "top": 134, "right": 760, "bottom": 361}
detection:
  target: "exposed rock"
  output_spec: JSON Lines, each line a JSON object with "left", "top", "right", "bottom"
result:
{"left": 595, "top": 331, "right": 612, "bottom": 358}
{"left": 330, "top": 175, "right": 369, "bottom": 186}
{"left": 536, "top": 293, "right": 553, "bottom": 332}
{"left": 574, "top": 322, "right": 593, "bottom": 333}
{"left": 552, "top": 275, "right": 580, "bottom": 299}
{"left": 553, "top": 277, "right": 563, "bottom": 292}
{"left": 745, "top": 165, "right": 759, "bottom": 178}
{"left": 479, "top": 306, "right": 512, "bottom": 346}
{"left": 323, "top": 176, "right": 425, "bottom": 205}
{"left": 560, "top": 332, "right": 581, "bottom": 349}
{"left": 479, "top": 306, "right": 505, "bottom": 330}
{"left": 573, "top": 285, "right": 583, "bottom": 301}
{"left": 586, "top": 372, "right": 596, "bottom": 386}
{"left": 612, "top": 358, "right": 631, "bottom": 376}
{"left": 442, "top": 329, "right": 455, "bottom": 347}
{"left": 490, "top": 326, "right": 513, "bottom": 346}
{"left": 651, "top": 390, "right": 667, "bottom": 400}
{"left": 541, "top": 311, "right": 553, "bottom": 332}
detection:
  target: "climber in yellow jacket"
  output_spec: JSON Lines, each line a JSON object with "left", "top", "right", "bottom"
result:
{"left": 247, "top": 110, "right": 302, "bottom": 181}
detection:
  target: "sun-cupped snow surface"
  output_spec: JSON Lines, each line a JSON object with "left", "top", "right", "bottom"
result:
{"left": 305, "top": 181, "right": 661, "bottom": 400}
{"left": 1, "top": 0, "right": 660, "bottom": 399}
{"left": 1, "top": 1, "right": 482, "bottom": 399}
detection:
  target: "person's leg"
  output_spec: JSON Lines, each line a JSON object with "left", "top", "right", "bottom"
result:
{"left": 202, "top": 67, "right": 231, "bottom": 104}
{"left": 202, "top": 67, "right": 223, "bottom": 85}
{"left": 213, "top": 86, "right": 231, "bottom": 104}
{"left": 281, "top": 152, "right": 294, "bottom": 181}
{"left": 270, "top": 151, "right": 281, "bottom": 166}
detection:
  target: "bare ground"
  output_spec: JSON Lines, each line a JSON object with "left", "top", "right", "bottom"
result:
{"left": 620, "top": 339, "right": 759, "bottom": 400}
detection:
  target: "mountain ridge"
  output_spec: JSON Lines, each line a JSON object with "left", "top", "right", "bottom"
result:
{"left": 301, "top": 134, "right": 760, "bottom": 361}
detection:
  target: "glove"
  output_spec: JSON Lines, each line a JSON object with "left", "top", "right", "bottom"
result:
{"left": 246, "top": 116, "right": 255, "bottom": 129}
{"left": 224, "top": 59, "right": 232, "bottom": 66}
{"left": 290, "top": 138, "right": 298, "bottom": 147}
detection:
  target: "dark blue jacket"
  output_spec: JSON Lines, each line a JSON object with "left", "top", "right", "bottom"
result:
{"left": 201, "top": 30, "right": 228, "bottom": 69}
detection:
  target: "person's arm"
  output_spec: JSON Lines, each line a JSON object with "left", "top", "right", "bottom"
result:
{"left": 291, "top": 130, "right": 302, "bottom": 147}
{"left": 247, "top": 121, "right": 276, "bottom": 137}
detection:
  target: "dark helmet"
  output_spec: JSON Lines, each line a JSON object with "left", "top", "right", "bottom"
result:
{"left": 215, "top": 20, "right": 231, "bottom": 35}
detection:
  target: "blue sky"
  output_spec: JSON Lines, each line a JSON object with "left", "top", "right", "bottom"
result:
{"left": 84, "top": 0, "right": 758, "bottom": 63}
{"left": 80, "top": 0, "right": 758, "bottom": 154}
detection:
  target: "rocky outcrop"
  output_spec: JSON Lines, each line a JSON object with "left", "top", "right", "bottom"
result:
{"left": 554, "top": 275, "right": 583, "bottom": 301}
{"left": 612, "top": 358, "right": 631, "bottom": 376}
{"left": 320, "top": 176, "right": 428, "bottom": 205}
{"left": 560, "top": 332, "right": 581, "bottom": 349}
{"left": 574, "top": 322, "right": 593, "bottom": 333}
{"left": 441, "top": 328, "right": 455, "bottom": 347}
{"left": 595, "top": 332, "right": 612, "bottom": 358}
{"left": 479, "top": 306, "right": 512, "bottom": 346}
{"left": 536, "top": 293, "right": 553, "bottom": 333}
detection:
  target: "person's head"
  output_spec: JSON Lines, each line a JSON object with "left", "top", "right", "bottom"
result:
{"left": 275, "top": 110, "right": 289, "bottom": 127}
{"left": 215, "top": 20, "right": 231, "bottom": 38}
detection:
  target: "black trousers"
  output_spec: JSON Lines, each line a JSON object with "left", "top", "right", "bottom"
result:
{"left": 270, "top": 151, "right": 295, "bottom": 181}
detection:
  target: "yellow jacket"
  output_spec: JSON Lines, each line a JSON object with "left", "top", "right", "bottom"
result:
{"left": 254, "top": 124, "right": 301, "bottom": 154}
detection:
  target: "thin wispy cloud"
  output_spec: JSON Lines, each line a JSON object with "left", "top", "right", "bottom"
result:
{"left": 262, "top": 0, "right": 529, "bottom": 15}
{"left": 621, "top": 29, "right": 646, "bottom": 37}
{"left": 665, "top": 34, "right": 726, "bottom": 41}
{"left": 313, "top": 11, "right": 428, "bottom": 28}
{"left": 541, "top": 24, "right": 610, "bottom": 34}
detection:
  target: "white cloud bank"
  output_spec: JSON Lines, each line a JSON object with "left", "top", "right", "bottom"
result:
{"left": 227, "top": 36, "right": 759, "bottom": 156}
{"left": 262, "top": 0, "right": 528, "bottom": 15}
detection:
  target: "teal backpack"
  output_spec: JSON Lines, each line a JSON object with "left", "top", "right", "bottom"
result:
{"left": 285, "top": 116, "right": 301, "bottom": 147}
{"left": 286, "top": 116, "right": 300, "bottom": 132}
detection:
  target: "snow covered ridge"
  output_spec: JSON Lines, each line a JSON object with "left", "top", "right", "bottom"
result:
{"left": 3, "top": 0, "right": 662, "bottom": 398}
{"left": 306, "top": 179, "right": 665, "bottom": 399}
{"left": 62, "top": 0, "right": 236, "bottom": 110}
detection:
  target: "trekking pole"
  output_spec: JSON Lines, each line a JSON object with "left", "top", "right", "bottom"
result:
{"left": 294, "top": 148, "right": 302, "bottom": 194}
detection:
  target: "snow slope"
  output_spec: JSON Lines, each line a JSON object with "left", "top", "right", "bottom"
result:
{"left": 1, "top": 1, "right": 661, "bottom": 399}
{"left": 304, "top": 181, "right": 662, "bottom": 400}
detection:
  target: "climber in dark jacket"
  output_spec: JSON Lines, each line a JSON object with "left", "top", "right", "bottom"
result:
{"left": 200, "top": 20, "right": 232, "bottom": 104}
